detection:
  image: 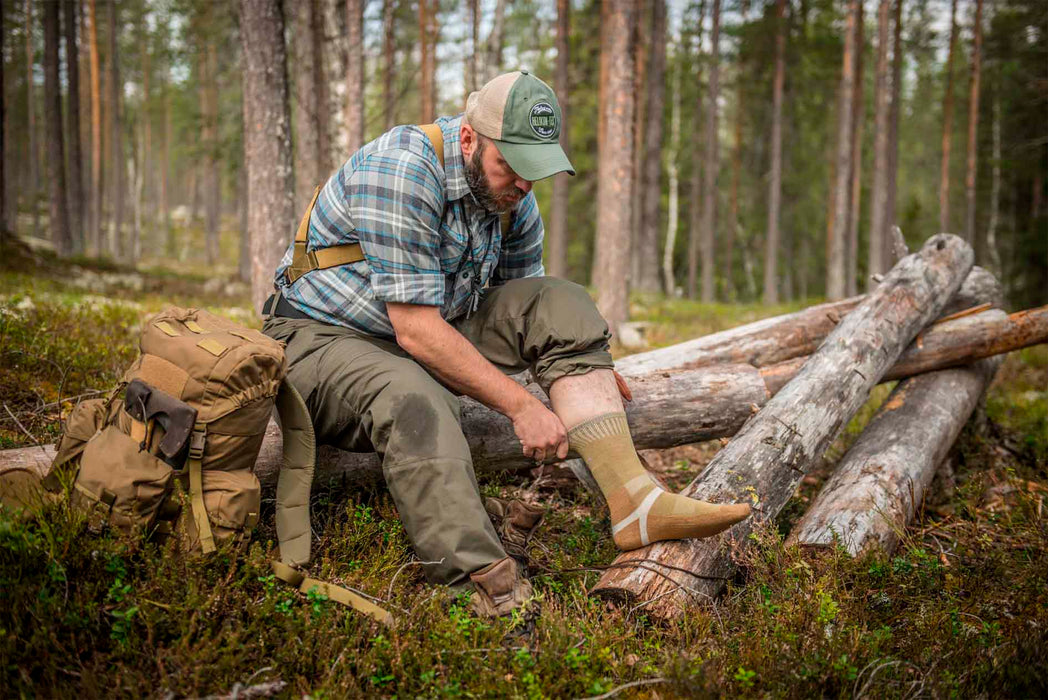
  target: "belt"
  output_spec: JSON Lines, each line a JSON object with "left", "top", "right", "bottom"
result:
{"left": 263, "top": 293, "right": 314, "bottom": 321}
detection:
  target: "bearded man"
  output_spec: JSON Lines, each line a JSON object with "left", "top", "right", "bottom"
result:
{"left": 262, "top": 71, "right": 750, "bottom": 617}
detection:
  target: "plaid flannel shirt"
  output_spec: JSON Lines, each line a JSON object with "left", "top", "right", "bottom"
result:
{"left": 274, "top": 115, "right": 546, "bottom": 338}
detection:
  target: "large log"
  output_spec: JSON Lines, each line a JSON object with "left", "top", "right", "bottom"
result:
{"left": 786, "top": 356, "right": 1001, "bottom": 556}
{"left": 3, "top": 304, "right": 1044, "bottom": 492}
{"left": 590, "top": 234, "right": 974, "bottom": 619}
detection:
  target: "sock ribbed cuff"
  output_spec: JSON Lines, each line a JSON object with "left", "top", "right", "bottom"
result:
{"left": 567, "top": 412, "right": 630, "bottom": 449}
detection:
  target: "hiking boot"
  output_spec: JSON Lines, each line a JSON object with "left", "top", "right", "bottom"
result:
{"left": 467, "top": 556, "right": 534, "bottom": 619}
{"left": 484, "top": 497, "right": 544, "bottom": 570}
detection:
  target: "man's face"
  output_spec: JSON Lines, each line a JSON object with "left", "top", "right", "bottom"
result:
{"left": 463, "top": 132, "right": 533, "bottom": 214}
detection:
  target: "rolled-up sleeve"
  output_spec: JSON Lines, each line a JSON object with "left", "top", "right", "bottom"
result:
{"left": 346, "top": 149, "right": 446, "bottom": 306}
{"left": 492, "top": 191, "right": 545, "bottom": 285}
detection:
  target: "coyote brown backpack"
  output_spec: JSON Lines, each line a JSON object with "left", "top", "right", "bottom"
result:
{"left": 48, "top": 307, "right": 391, "bottom": 624}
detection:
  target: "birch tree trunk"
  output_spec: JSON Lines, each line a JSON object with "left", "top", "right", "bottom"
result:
{"left": 592, "top": 0, "right": 638, "bottom": 335}
{"left": 240, "top": 0, "right": 296, "bottom": 313}
{"left": 591, "top": 234, "right": 975, "bottom": 619}
{"left": 64, "top": 0, "right": 84, "bottom": 253}
{"left": 699, "top": 0, "right": 721, "bottom": 303}
{"left": 939, "top": 0, "right": 958, "bottom": 234}
{"left": 344, "top": 0, "right": 365, "bottom": 153}
{"left": 547, "top": 0, "right": 571, "bottom": 279}
{"left": 846, "top": 2, "right": 865, "bottom": 298}
{"left": 87, "top": 0, "right": 102, "bottom": 256}
{"left": 43, "top": 0, "right": 72, "bottom": 256}
{"left": 868, "top": 0, "right": 892, "bottom": 285}
{"left": 964, "top": 0, "right": 984, "bottom": 254}
{"left": 827, "top": 0, "right": 859, "bottom": 301}
{"left": 763, "top": 0, "right": 787, "bottom": 305}
{"left": 636, "top": 0, "right": 667, "bottom": 294}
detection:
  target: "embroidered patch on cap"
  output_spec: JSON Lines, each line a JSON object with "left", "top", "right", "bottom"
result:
{"left": 529, "top": 101, "right": 557, "bottom": 139}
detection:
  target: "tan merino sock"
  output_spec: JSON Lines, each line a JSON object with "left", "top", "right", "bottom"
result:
{"left": 568, "top": 412, "right": 751, "bottom": 551}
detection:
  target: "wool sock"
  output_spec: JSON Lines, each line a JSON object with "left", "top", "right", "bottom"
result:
{"left": 568, "top": 412, "right": 751, "bottom": 551}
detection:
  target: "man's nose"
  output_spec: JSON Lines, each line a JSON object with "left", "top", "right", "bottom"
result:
{"left": 516, "top": 178, "right": 533, "bottom": 194}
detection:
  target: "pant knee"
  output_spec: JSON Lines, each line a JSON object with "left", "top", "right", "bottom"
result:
{"left": 372, "top": 386, "right": 466, "bottom": 464}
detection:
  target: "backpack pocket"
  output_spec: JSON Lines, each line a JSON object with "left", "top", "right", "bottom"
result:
{"left": 47, "top": 397, "right": 112, "bottom": 491}
{"left": 178, "top": 468, "right": 261, "bottom": 551}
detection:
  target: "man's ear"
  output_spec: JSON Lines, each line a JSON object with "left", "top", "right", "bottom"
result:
{"left": 460, "top": 122, "right": 477, "bottom": 161}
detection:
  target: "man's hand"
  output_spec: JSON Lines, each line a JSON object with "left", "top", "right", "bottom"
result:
{"left": 510, "top": 397, "right": 569, "bottom": 464}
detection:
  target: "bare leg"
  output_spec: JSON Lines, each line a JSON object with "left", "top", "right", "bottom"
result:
{"left": 549, "top": 368, "right": 621, "bottom": 430}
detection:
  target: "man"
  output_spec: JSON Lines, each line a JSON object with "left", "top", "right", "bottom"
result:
{"left": 262, "top": 71, "right": 750, "bottom": 617}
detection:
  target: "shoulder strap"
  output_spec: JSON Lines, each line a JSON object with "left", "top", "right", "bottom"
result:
{"left": 418, "top": 123, "right": 445, "bottom": 171}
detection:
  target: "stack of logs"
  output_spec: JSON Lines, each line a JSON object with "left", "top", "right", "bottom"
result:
{"left": 1, "top": 234, "right": 1045, "bottom": 621}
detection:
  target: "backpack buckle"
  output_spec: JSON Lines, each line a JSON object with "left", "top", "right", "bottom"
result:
{"left": 188, "top": 426, "right": 206, "bottom": 462}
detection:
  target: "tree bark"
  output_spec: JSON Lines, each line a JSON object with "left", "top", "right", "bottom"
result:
{"left": 547, "top": 0, "right": 571, "bottom": 279}
{"left": 106, "top": 0, "right": 123, "bottom": 259}
{"left": 160, "top": 63, "right": 172, "bottom": 254}
{"left": 662, "top": 46, "right": 682, "bottom": 297}
{"left": 240, "top": 0, "right": 297, "bottom": 313}
{"left": 763, "top": 0, "right": 787, "bottom": 305}
{"left": 787, "top": 356, "right": 1001, "bottom": 556}
{"left": 344, "top": 0, "right": 365, "bottom": 152}
{"left": 64, "top": 0, "right": 84, "bottom": 253}
{"left": 686, "top": 0, "right": 706, "bottom": 300}
{"left": 137, "top": 4, "right": 150, "bottom": 235}
{"left": 868, "top": 0, "right": 891, "bottom": 286}
{"left": 293, "top": 0, "right": 321, "bottom": 209}
{"left": 939, "top": 0, "right": 958, "bottom": 234}
{"left": 964, "top": 0, "right": 984, "bottom": 253}
{"left": 846, "top": 1, "right": 865, "bottom": 298}
{"left": 635, "top": 0, "right": 667, "bottom": 294}
{"left": 885, "top": 0, "right": 902, "bottom": 264}
{"left": 87, "top": 0, "right": 102, "bottom": 256}
{"left": 725, "top": 1, "right": 749, "bottom": 303}
{"left": 699, "top": 0, "right": 721, "bottom": 303}
{"left": 592, "top": 0, "right": 637, "bottom": 336}
{"left": 382, "top": 0, "right": 395, "bottom": 130}
{"left": 25, "top": 0, "right": 39, "bottom": 240}
{"left": 591, "top": 234, "right": 974, "bottom": 618}
{"left": 201, "top": 40, "right": 220, "bottom": 267}
{"left": 466, "top": 0, "right": 479, "bottom": 95}
{"left": 827, "top": 0, "right": 859, "bottom": 301}
{"left": 0, "top": 7, "right": 5, "bottom": 237}
{"left": 44, "top": 0, "right": 72, "bottom": 256}
{"left": 985, "top": 88, "right": 1001, "bottom": 275}
{"left": 419, "top": 0, "right": 435, "bottom": 123}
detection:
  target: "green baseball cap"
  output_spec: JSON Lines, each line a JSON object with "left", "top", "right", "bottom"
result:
{"left": 465, "top": 71, "right": 575, "bottom": 182}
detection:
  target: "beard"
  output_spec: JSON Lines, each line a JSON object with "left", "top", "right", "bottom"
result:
{"left": 464, "top": 142, "right": 526, "bottom": 214}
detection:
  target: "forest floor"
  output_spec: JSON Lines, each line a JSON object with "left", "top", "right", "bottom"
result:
{"left": 1, "top": 241, "right": 1045, "bottom": 698}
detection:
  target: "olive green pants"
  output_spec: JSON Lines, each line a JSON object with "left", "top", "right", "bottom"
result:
{"left": 262, "top": 277, "right": 613, "bottom": 585}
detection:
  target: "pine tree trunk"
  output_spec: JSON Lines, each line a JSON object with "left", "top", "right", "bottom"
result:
{"left": 592, "top": 0, "right": 638, "bottom": 335}
{"left": 867, "top": 0, "right": 891, "bottom": 286}
{"left": 699, "top": 0, "right": 721, "bottom": 303}
{"left": 312, "top": 0, "right": 330, "bottom": 176}
{"left": 686, "top": 0, "right": 706, "bottom": 300}
{"left": 0, "top": 8, "right": 5, "bottom": 237}
{"left": 827, "top": 0, "right": 859, "bottom": 301}
{"left": 203, "top": 41, "right": 220, "bottom": 267}
{"left": 64, "top": 0, "right": 83, "bottom": 253}
{"left": 846, "top": 2, "right": 864, "bottom": 298}
{"left": 240, "top": 0, "right": 296, "bottom": 313}
{"left": 985, "top": 88, "right": 1001, "bottom": 275}
{"left": 484, "top": 0, "right": 508, "bottom": 83}
{"left": 43, "top": 0, "right": 71, "bottom": 256}
{"left": 725, "top": 2, "right": 748, "bottom": 303}
{"left": 662, "top": 45, "right": 682, "bottom": 297}
{"left": 138, "top": 7, "right": 151, "bottom": 230}
{"left": 25, "top": 0, "right": 39, "bottom": 240}
{"left": 344, "top": 0, "right": 365, "bottom": 152}
{"left": 106, "top": 0, "right": 123, "bottom": 259}
{"left": 419, "top": 0, "right": 434, "bottom": 122}
{"left": 87, "top": 0, "right": 102, "bottom": 256}
{"left": 293, "top": 0, "right": 319, "bottom": 209}
{"left": 939, "top": 0, "right": 958, "bottom": 234}
{"left": 763, "top": 0, "right": 787, "bottom": 305}
{"left": 636, "top": 0, "right": 667, "bottom": 293}
{"left": 964, "top": 0, "right": 984, "bottom": 254}
{"left": 629, "top": 3, "right": 649, "bottom": 287}
{"left": 382, "top": 0, "right": 395, "bottom": 130}
{"left": 160, "top": 66, "right": 172, "bottom": 254}
{"left": 547, "top": 0, "right": 571, "bottom": 279}
{"left": 885, "top": 0, "right": 902, "bottom": 266}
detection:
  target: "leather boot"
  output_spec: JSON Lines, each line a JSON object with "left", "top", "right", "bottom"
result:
{"left": 484, "top": 497, "right": 544, "bottom": 570}
{"left": 467, "top": 556, "right": 534, "bottom": 618}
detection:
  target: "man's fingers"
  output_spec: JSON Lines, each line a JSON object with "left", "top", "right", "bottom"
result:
{"left": 614, "top": 370, "right": 633, "bottom": 403}
{"left": 556, "top": 440, "right": 569, "bottom": 460}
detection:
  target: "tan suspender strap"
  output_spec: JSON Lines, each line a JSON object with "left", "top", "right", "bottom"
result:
{"left": 271, "top": 560, "right": 394, "bottom": 626}
{"left": 285, "top": 124, "right": 446, "bottom": 286}
{"left": 187, "top": 423, "right": 215, "bottom": 554}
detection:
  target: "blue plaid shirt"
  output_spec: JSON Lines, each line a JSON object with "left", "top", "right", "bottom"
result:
{"left": 274, "top": 115, "right": 546, "bottom": 338}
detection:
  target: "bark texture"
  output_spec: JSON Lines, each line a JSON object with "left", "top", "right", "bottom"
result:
{"left": 547, "top": 0, "right": 570, "bottom": 279}
{"left": 846, "top": 2, "right": 865, "bottom": 298}
{"left": 868, "top": 0, "right": 892, "bottom": 283}
{"left": 787, "top": 356, "right": 1001, "bottom": 556}
{"left": 87, "top": 0, "right": 101, "bottom": 254}
{"left": 382, "top": 0, "right": 395, "bottom": 130}
{"left": 591, "top": 234, "right": 974, "bottom": 618}
{"left": 827, "top": 0, "right": 859, "bottom": 300}
{"left": 964, "top": 0, "right": 984, "bottom": 252}
{"left": 240, "top": 0, "right": 296, "bottom": 313}
{"left": 64, "top": 0, "right": 84, "bottom": 252}
{"left": 686, "top": 0, "right": 706, "bottom": 299}
{"left": 699, "top": 0, "right": 721, "bottom": 303}
{"left": 44, "top": 0, "right": 72, "bottom": 256}
{"left": 635, "top": 0, "right": 667, "bottom": 294}
{"left": 763, "top": 0, "right": 787, "bottom": 304}
{"left": 939, "top": 0, "right": 958, "bottom": 233}
{"left": 105, "top": 0, "right": 123, "bottom": 259}
{"left": 344, "top": 0, "right": 365, "bottom": 152}
{"left": 592, "top": 0, "right": 637, "bottom": 334}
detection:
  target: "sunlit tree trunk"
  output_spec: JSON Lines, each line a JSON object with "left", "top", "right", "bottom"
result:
{"left": 106, "top": 0, "right": 124, "bottom": 259}
{"left": 344, "top": 0, "right": 365, "bottom": 151}
{"left": 699, "top": 0, "right": 721, "bottom": 303}
{"left": 763, "top": 0, "right": 787, "bottom": 304}
{"left": 662, "top": 45, "right": 683, "bottom": 297}
{"left": 87, "top": 0, "right": 102, "bottom": 255}
{"left": 25, "top": 0, "right": 39, "bottom": 239}
{"left": 64, "top": 0, "right": 83, "bottom": 252}
{"left": 827, "top": 0, "right": 859, "bottom": 301}
{"left": 846, "top": 1, "right": 864, "bottom": 297}
{"left": 382, "top": 0, "right": 395, "bottom": 130}
{"left": 44, "top": 0, "right": 72, "bottom": 255}
{"left": 240, "top": 0, "right": 296, "bottom": 313}
{"left": 547, "top": 0, "right": 570, "bottom": 279}
{"left": 636, "top": 0, "right": 666, "bottom": 293}
{"left": 592, "top": 0, "right": 637, "bottom": 334}
{"left": 965, "top": 0, "right": 984, "bottom": 254}
{"left": 867, "top": 0, "right": 891, "bottom": 286}
{"left": 939, "top": 0, "right": 958, "bottom": 233}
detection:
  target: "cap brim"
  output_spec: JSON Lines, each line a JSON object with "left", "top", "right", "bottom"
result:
{"left": 493, "top": 140, "right": 576, "bottom": 181}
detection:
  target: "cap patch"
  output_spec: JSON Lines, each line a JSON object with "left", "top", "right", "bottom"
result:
{"left": 529, "top": 101, "right": 558, "bottom": 139}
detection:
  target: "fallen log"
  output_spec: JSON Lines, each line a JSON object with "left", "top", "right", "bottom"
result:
{"left": 589, "top": 234, "right": 974, "bottom": 619}
{"left": 3, "top": 304, "right": 1044, "bottom": 493}
{"left": 786, "top": 356, "right": 1002, "bottom": 556}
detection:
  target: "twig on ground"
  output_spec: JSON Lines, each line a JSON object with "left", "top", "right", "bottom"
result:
{"left": 386, "top": 557, "right": 445, "bottom": 600}
{"left": 200, "top": 679, "right": 287, "bottom": 700}
{"left": 3, "top": 403, "right": 39, "bottom": 446}
{"left": 578, "top": 677, "right": 667, "bottom": 700}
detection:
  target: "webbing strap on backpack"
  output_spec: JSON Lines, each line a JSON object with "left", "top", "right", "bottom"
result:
{"left": 188, "top": 422, "right": 215, "bottom": 553}
{"left": 271, "top": 378, "right": 394, "bottom": 625}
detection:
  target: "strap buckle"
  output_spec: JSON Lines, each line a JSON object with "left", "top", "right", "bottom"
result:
{"left": 188, "top": 426, "right": 206, "bottom": 462}
{"left": 306, "top": 249, "right": 320, "bottom": 270}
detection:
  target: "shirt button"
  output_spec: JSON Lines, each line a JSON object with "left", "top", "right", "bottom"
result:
{"left": 461, "top": 271, "right": 471, "bottom": 280}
